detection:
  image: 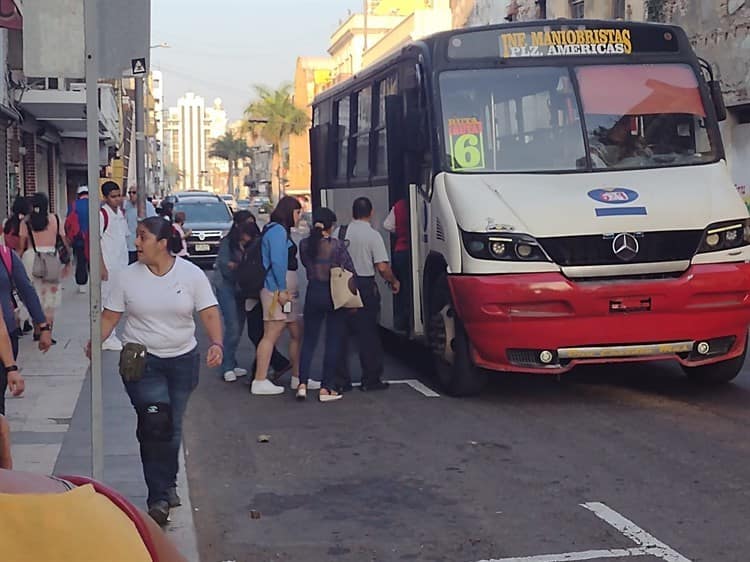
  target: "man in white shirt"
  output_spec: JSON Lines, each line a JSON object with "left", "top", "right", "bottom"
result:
{"left": 100, "top": 181, "right": 130, "bottom": 351}
{"left": 124, "top": 187, "right": 157, "bottom": 264}
{"left": 335, "top": 197, "right": 400, "bottom": 392}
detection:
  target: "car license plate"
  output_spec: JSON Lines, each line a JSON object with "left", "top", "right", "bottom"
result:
{"left": 195, "top": 244, "right": 210, "bottom": 252}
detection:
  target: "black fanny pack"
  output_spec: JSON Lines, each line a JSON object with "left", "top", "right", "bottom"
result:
{"left": 119, "top": 343, "right": 148, "bottom": 382}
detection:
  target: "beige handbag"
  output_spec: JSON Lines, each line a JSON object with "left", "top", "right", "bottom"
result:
{"left": 330, "top": 266, "right": 363, "bottom": 310}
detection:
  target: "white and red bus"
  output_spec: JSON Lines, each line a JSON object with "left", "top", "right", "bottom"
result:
{"left": 310, "top": 20, "right": 750, "bottom": 395}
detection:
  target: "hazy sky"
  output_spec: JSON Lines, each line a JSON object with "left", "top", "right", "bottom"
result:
{"left": 151, "top": 0, "right": 361, "bottom": 122}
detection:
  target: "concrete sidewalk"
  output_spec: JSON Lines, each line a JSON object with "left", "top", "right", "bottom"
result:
{"left": 6, "top": 279, "right": 200, "bottom": 561}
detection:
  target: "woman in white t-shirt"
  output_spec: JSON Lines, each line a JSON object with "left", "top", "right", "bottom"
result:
{"left": 87, "top": 216, "right": 222, "bottom": 526}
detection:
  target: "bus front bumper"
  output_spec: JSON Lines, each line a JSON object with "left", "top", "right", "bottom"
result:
{"left": 448, "top": 263, "right": 750, "bottom": 374}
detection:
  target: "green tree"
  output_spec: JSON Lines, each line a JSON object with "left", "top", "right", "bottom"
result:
{"left": 209, "top": 131, "right": 252, "bottom": 197}
{"left": 243, "top": 84, "right": 309, "bottom": 202}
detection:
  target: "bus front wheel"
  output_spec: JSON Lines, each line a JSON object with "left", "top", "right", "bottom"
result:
{"left": 427, "top": 276, "right": 487, "bottom": 396}
{"left": 682, "top": 338, "right": 747, "bottom": 385}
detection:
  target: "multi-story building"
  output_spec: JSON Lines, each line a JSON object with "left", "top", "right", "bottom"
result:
{"left": 163, "top": 93, "right": 226, "bottom": 191}
{"left": 205, "top": 98, "right": 228, "bottom": 192}
{"left": 150, "top": 70, "right": 165, "bottom": 195}
{"left": 467, "top": 0, "right": 644, "bottom": 25}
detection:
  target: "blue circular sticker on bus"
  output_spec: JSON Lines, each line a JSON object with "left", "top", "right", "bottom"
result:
{"left": 588, "top": 188, "right": 639, "bottom": 205}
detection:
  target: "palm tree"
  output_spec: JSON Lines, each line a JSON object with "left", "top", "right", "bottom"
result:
{"left": 243, "top": 84, "right": 309, "bottom": 202}
{"left": 209, "top": 131, "right": 252, "bottom": 197}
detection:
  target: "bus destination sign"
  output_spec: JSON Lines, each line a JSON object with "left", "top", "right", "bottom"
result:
{"left": 500, "top": 28, "right": 632, "bottom": 58}
{"left": 447, "top": 24, "right": 680, "bottom": 60}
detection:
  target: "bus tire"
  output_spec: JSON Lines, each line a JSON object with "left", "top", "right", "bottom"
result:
{"left": 427, "top": 275, "right": 487, "bottom": 396}
{"left": 682, "top": 338, "right": 747, "bottom": 385}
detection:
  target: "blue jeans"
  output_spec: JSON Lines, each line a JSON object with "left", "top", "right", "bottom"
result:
{"left": 123, "top": 347, "right": 200, "bottom": 505}
{"left": 299, "top": 281, "right": 344, "bottom": 390}
{"left": 216, "top": 281, "right": 243, "bottom": 373}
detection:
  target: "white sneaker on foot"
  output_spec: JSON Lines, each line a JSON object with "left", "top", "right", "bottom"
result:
{"left": 223, "top": 370, "right": 237, "bottom": 382}
{"left": 251, "top": 379, "right": 284, "bottom": 395}
{"left": 102, "top": 335, "right": 123, "bottom": 352}
{"left": 291, "top": 377, "right": 320, "bottom": 390}
{"left": 233, "top": 367, "right": 247, "bottom": 378}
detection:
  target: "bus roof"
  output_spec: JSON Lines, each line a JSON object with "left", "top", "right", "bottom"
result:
{"left": 313, "top": 19, "right": 691, "bottom": 106}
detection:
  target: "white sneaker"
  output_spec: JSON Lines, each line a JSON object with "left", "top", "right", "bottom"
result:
{"left": 77, "top": 285, "right": 87, "bottom": 294}
{"left": 102, "top": 335, "right": 123, "bottom": 352}
{"left": 291, "top": 376, "right": 320, "bottom": 390}
{"left": 233, "top": 367, "right": 247, "bottom": 378}
{"left": 251, "top": 379, "right": 284, "bottom": 395}
{"left": 223, "top": 370, "right": 237, "bottom": 382}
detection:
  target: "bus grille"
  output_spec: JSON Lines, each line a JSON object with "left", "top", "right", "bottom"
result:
{"left": 538, "top": 230, "right": 703, "bottom": 267}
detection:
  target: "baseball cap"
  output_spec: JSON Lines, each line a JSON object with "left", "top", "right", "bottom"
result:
{"left": 77, "top": 185, "right": 88, "bottom": 195}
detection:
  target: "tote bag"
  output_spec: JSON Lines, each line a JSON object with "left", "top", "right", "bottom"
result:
{"left": 330, "top": 266, "right": 363, "bottom": 310}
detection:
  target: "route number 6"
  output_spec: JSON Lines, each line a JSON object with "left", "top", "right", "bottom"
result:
{"left": 451, "top": 133, "right": 485, "bottom": 169}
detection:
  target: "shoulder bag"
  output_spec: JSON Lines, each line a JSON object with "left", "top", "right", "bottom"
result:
{"left": 54, "top": 215, "right": 71, "bottom": 265}
{"left": 28, "top": 220, "right": 62, "bottom": 283}
{"left": 330, "top": 236, "right": 363, "bottom": 309}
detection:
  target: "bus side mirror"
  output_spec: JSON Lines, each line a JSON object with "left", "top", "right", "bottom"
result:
{"left": 709, "top": 80, "right": 727, "bottom": 122}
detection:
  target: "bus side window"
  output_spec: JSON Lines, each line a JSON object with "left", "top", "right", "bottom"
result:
{"left": 334, "top": 97, "right": 351, "bottom": 181}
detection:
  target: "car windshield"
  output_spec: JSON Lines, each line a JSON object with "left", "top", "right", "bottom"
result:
{"left": 175, "top": 202, "right": 232, "bottom": 223}
{"left": 438, "top": 63, "right": 716, "bottom": 173}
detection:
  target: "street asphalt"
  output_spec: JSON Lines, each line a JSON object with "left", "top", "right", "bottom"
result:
{"left": 183, "top": 272, "right": 750, "bottom": 562}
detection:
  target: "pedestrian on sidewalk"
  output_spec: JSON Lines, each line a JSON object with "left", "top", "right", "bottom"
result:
{"left": 0, "top": 418, "right": 189, "bottom": 561}
{"left": 100, "top": 181, "right": 130, "bottom": 352}
{"left": 64, "top": 186, "right": 91, "bottom": 294}
{"left": 334, "top": 197, "right": 400, "bottom": 392}
{"left": 297, "top": 207, "right": 355, "bottom": 402}
{"left": 18, "top": 193, "right": 69, "bottom": 344}
{"left": 89, "top": 216, "right": 222, "bottom": 526}
{"left": 251, "top": 196, "right": 302, "bottom": 396}
{"left": 3, "top": 196, "right": 33, "bottom": 333}
{"left": 215, "top": 210, "right": 255, "bottom": 382}
{"left": 172, "top": 212, "right": 189, "bottom": 258}
{"left": 383, "top": 197, "right": 411, "bottom": 332}
{"left": 124, "top": 187, "right": 157, "bottom": 264}
{"left": 0, "top": 300, "right": 25, "bottom": 420}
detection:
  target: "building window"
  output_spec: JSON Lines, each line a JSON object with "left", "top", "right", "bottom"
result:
{"left": 570, "top": 0, "right": 585, "bottom": 18}
{"left": 352, "top": 87, "right": 372, "bottom": 178}
{"left": 334, "top": 97, "right": 350, "bottom": 180}
{"left": 613, "top": 0, "right": 625, "bottom": 19}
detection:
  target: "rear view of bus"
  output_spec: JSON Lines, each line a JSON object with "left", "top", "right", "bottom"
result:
{"left": 425, "top": 21, "right": 750, "bottom": 394}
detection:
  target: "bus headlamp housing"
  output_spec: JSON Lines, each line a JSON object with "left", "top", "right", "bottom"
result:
{"left": 696, "top": 219, "right": 750, "bottom": 254}
{"left": 462, "top": 231, "right": 550, "bottom": 262}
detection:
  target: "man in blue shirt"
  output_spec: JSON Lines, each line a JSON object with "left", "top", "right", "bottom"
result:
{"left": 69, "top": 186, "right": 90, "bottom": 293}
{"left": 124, "top": 187, "right": 157, "bottom": 264}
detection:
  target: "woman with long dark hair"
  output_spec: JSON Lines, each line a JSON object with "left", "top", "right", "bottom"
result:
{"left": 251, "top": 196, "right": 302, "bottom": 395}
{"left": 215, "top": 210, "right": 255, "bottom": 382}
{"left": 18, "top": 193, "right": 68, "bottom": 336}
{"left": 88, "top": 216, "right": 222, "bottom": 525}
{"left": 297, "top": 207, "right": 354, "bottom": 401}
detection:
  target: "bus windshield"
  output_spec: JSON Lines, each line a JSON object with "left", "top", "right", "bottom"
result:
{"left": 439, "top": 63, "right": 717, "bottom": 173}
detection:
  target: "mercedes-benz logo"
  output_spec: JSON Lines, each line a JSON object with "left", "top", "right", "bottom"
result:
{"left": 612, "top": 233, "right": 639, "bottom": 261}
{"left": 198, "top": 232, "right": 205, "bottom": 241}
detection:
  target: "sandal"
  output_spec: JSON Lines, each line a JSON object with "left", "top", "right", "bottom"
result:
{"left": 296, "top": 385, "right": 307, "bottom": 401}
{"left": 319, "top": 389, "right": 342, "bottom": 403}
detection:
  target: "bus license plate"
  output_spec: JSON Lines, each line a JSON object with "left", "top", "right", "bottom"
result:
{"left": 195, "top": 244, "right": 210, "bottom": 252}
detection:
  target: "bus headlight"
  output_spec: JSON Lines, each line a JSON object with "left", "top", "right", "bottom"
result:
{"left": 696, "top": 219, "right": 750, "bottom": 254}
{"left": 462, "top": 231, "right": 550, "bottom": 262}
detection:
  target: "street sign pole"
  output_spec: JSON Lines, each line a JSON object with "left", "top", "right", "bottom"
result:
{"left": 135, "top": 76, "right": 146, "bottom": 218}
{"left": 84, "top": 0, "right": 104, "bottom": 481}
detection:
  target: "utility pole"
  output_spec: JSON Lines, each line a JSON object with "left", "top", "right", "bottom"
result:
{"left": 83, "top": 0, "right": 104, "bottom": 482}
{"left": 135, "top": 76, "right": 146, "bottom": 218}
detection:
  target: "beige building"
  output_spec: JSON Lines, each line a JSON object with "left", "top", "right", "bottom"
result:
{"left": 163, "top": 93, "right": 227, "bottom": 191}
{"left": 473, "top": 0, "right": 645, "bottom": 23}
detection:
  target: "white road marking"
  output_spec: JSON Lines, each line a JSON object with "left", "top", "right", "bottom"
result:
{"left": 385, "top": 379, "right": 441, "bottom": 397}
{"left": 582, "top": 502, "right": 691, "bottom": 562}
{"left": 478, "top": 547, "right": 647, "bottom": 562}
{"left": 475, "top": 502, "right": 691, "bottom": 562}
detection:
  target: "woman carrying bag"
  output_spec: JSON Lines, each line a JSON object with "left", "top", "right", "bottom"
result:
{"left": 297, "top": 207, "right": 358, "bottom": 402}
{"left": 87, "top": 217, "right": 222, "bottom": 526}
